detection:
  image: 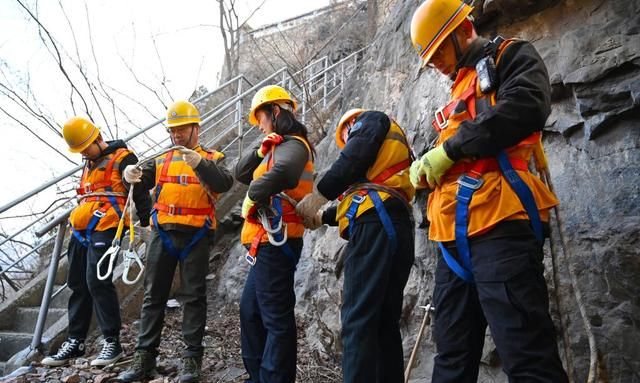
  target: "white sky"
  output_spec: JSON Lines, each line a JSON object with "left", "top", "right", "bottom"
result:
{"left": 0, "top": 0, "right": 330, "bottom": 212}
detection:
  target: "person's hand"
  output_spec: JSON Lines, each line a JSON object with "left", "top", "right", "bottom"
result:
{"left": 409, "top": 160, "right": 428, "bottom": 189}
{"left": 303, "top": 210, "right": 324, "bottom": 230}
{"left": 179, "top": 148, "right": 202, "bottom": 168}
{"left": 415, "top": 146, "right": 455, "bottom": 188}
{"left": 295, "top": 187, "right": 329, "bottom": 221}
{"left": 241, "top": 194, "right": 257, "bottom": 219}
{"left": 124, "top": 165, "right": 142, "bottom": 184}
{"left": 257, "top": 133, "right": 284, "bottom": 158}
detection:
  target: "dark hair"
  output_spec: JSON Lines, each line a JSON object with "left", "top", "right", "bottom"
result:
{"left": 259, "top": 104, "right": 316, "bottom": 160}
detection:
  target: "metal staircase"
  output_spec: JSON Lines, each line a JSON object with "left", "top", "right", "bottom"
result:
{"left": 0, "top": 47, "right": 366, "bottom": 375}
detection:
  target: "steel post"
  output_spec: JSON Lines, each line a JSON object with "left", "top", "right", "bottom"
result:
{"left": 30, "top": 222, "right": 66, "bottom": 350}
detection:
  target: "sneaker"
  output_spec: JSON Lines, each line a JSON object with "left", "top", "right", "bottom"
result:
{"left": 90, "top": 337, "right": 123, "bottom": 367}
{"left": 116, "top": 350, "right": 157, "bottom": 382}
{"left": 41, "top": 338, "right": 85, "bottom": 367}
{"left": 179, "top": 356, "right": 202, "bottom": 383}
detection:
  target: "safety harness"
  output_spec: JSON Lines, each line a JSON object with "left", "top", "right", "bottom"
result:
{"left": 244, "top": 139, "right": 309, "bottom": 267}
{"left": 341, "top": 123, "right": 414, "bottom": 249}
{"left": 151, "top": 149, "right": 217, "bottom": 261}
{"left": 72, "top": 149, "right": 127, "bottom": 247}
{"left": 435, "top": 37, "right": 544, "bottom": 283}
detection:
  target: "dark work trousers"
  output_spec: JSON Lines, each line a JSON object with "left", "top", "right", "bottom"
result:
{"left": 136, "top": 229, "right": 211, "bottom": 358}
{"left": 431, "top": 230, "right": 569, "bottom": 383}
{"left": 67, "top": 229, "right": 121, "bottom": 340}
{"left": 240, "top": 241, "right": 302, "bottom": 383}
{"left": 341, "top": 215, "right": 415, "bottom": 383}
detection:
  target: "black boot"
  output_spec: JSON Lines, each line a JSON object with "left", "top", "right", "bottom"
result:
{"left": 116, "top": 350, "right": 156, "bottom": 382}
{"left": 179, "top": 356, "right": 202, "bottom": 383}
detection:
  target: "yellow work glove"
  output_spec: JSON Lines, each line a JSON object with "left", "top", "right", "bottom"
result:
{"left": 257, "top": 133, "right": 284, "bottom": 158}
{"left": 295, "top": 186, "right": 329, "bottom": 222}
{"left": 416, "top": 145, "right": 455, "bottom": 189}
{"left": 241, "top": 194, "right": 257, "bottom": 219}
{"left": 409, "top": 160, "right": 429, "bottom": 189}
{"left": 179, "top": 148, "right": 202, "bottom": 168}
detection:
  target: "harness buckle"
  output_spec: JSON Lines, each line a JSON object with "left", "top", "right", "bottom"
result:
{"left": 168, "top": 204, "right": 176, "bottom": 216}
{"left": 178, "top": 174, "right": 189, "bottom": 186}
{"left": 457, "top": 174, "right": 484, "bottom": 190}
{"left": 434, "top": 106, "right": 449, "bottom": 130}
{"left": 93, "top": 209, "right": 106, "bottom": 218}
{"left": 245, "top": 253, "right": 256, "bottom": 266}
{"left": 351, "top": 193, "right": 367, "bottom": 204}
{"left": 83, "top": 183, "right": 93, "bottom": 194}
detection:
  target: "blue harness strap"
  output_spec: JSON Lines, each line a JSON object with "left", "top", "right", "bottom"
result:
{"left": 439, "top": 150, "right": 544, "bottom": 283}
{"left": 497, "top": 151, "right": 543, "bottom": 242}
{"left": 270, "top": 196, "right": 299, "bottom": 265}
{"left": 152, "top": 211, "right": 211, "bottom": 261}
{"left": 345, "top": 190, "right": 397, "bottom": 251}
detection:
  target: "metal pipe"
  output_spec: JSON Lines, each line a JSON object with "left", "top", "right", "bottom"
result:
{"left": 0, "top": 236, "right": 54, "bottom": 278}
{"left": 35, "top": 208, "right": 73, "bottom": 238}
{"left": 30, "top": 222, "right": 66, "bottom": 350}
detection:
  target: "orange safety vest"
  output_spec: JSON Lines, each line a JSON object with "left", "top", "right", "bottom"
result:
{"left": 335, "top": 119, "right": 415, "bottom": 239}
{"left": 153, "top": 146, "right": 223, "bottom": 230}
{"left": 70, "top": 148, "right": 130, "bottom": 232}
{"left": 240, "top": 135, "right": 314, "bottom": 247}
{"left": 426, "top": 39, "right": 559, "bottom": 242}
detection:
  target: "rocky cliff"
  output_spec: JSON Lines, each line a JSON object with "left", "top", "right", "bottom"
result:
{"left": 213, "top": 0, "right": 640, "bottom": 382}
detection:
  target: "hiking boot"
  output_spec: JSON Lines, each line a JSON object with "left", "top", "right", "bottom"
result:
{"left": 179, "top": 356, "right": 202, "bottom": 383}
{"left": 41, "top": 338, "right": 85, "bottom": 367}
{"left": 90, "top": 337, "right": 123, "bottom": 367}
{"left": 116, "top": 350, "right": 156, "bottom": 382}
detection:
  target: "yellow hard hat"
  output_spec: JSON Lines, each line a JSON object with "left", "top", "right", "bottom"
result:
{"left": 335, "top": 108, "right": 365, "bottom": 149}
{"left": 62, "top": 117, "right": 100, "bottom": 153}
{"left": 248, "top": 85, "right": 297, "bottom": 126}
{"left": 166, "top": 100, "right": 201, "bottom": 128}
{"left": 410, "top": 0, "right": 473, "bottom": 67}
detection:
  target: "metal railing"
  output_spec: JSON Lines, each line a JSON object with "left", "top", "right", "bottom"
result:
{"left": 0, "top": 46, "right": 367, "bottom": 354}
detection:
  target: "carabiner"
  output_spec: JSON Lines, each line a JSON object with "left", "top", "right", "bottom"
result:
{"left": 97, "top": 240, "right": 120, "bottom": 281}
{"left": 122, "top": 249, "right": 145, "bottom": 285}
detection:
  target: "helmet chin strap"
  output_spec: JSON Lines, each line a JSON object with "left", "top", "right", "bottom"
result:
{"left": 450, "top": 33, "right": 463, "bottom": 62}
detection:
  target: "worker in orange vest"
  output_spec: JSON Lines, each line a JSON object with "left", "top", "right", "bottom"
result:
{"left": 234, "top": 85, "right": 315, "bottom": 383}
{"left": 409, "top": 0, "right": 568, "bottom": 381}
{"left": 118, "top": 100, "right": 233, "bottom": 383}
{"left": 42, "top": 117, "right": 151, "bottom": 368}
{"left": 296, "top": 108, "right": 415, "bottom": 383}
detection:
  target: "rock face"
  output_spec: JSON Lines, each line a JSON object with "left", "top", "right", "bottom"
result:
{"left": 213, "top": 0, "right": 640, "bottom": 382}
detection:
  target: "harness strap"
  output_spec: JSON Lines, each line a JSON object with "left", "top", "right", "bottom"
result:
{"left": 439, "top": 150, "right": 544, "bottom": 283}
{"left": 158, "top": 175, "right": 200, "bottom": 185}
{"left": 345, "top": 190, "right": 398, "bottom": 252}
{"left": 445, "top": 156, "right": 529, "bottom": 178}
{"left": 245, "top": 197, "right": 300, "bottom": 266}
{"left": 151, "top": 211, "right": 210, "bottom": 261}
{"left": 153, "top": 202, "right": 215, "bottom": 217}
{"left": 71, "top": 205, "right": 110, "bottom": 247}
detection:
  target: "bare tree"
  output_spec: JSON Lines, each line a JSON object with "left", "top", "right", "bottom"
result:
{"left": 217, "top": 0, "right": 265, "bottom": 81}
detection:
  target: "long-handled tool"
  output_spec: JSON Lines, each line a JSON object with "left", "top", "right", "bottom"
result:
{"left": 96, "top": 186, "right": 133, "bottom": 281}
{"left": 121, "top": 184, "right": 144, "bottom": 285}
{"left": 404, "top": 303, "right": 435, "bottom": 383}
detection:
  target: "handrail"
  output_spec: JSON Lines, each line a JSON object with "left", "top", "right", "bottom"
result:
{"left": 1, "top": 44, "right": 368, "bottom": 302}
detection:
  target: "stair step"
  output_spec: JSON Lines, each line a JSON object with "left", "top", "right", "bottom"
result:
{"left": 12, "top": 307, "right": 66, "bottom": 334}
{"left": 48, "top": 285, "right": 70, "bottom": 309}
{"left": 0, "top": 332, "right": 32, "bottom": 362}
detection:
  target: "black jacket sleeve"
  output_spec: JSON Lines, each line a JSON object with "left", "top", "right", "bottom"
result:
{"left": 234, "top": 146, "right": 263, "bottom": 186}
{"left": 193, "top": 154, "right": 234, "bottom": 193}
{"left": 443, "top": 41, "right": 552, "bottom": 161}
{"left": 317, "top": 111, "right": 390, "bottom": 200}
{"left": 119, "top": 153, "right": 152, "bottom": 227}
{"left": 322, "top": 205, "right": 339, "bottom": 227}
{"left": 246, "top": 139, "right": 309, "bottom": 203}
